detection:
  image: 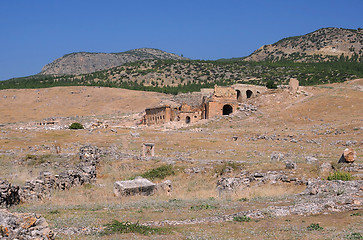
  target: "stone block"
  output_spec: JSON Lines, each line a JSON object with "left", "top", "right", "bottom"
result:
{"left": 114, "top": 177, "right": 156, "bottom": 197}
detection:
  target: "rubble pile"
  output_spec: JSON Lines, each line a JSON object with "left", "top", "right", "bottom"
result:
{"left": 216, "top": 171, "right": 306, "bottom": 195}
{"left": 0, "top": 209, "right": 54, "bottom": 240}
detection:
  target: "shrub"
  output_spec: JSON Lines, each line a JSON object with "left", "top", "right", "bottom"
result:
{"left": 266, "top": 79, "right": 277, "bottom": 89}
{"left": 350, "top": 212, "right": 362, "bottom": 216}
{"left": 69, "top": 122, "right": 84, "bottom": 129}
{"left": 327, "top": 171, "right": 353, "bottom": 181}
{"left": 307, "top": 223, "right": 323, "bottom": 231}
{"left": 233, "top": 216, "right": 251, "bottom": 222}
{"left": 138, "top": 165, "right": 175, "bottom": 180}
{"left": 102, "top": 220, "right": 167, "bottom": 235}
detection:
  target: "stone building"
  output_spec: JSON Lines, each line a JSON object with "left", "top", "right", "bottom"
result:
{"left": 142, "top": 105, "right": 174, "bottom": 125}
{"left": 142, "top": 84, "right": 267, "bottom": 125}
{"left": 203, "top": 86, "right": 239, "bottom": 119}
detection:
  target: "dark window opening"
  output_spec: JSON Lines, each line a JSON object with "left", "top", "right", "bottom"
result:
{"left": 223, "top": 105, "right": 233, "bottom": 115}
{"left": 246, "top": 90, "right": 253, "bottom": 99}
{"left": 186, "top": 116, "right": 191, "bottom": 123}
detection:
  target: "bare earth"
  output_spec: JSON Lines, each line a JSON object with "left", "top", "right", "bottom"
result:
{"left": 0, "top": 80, "right": 362, "bottom": 239}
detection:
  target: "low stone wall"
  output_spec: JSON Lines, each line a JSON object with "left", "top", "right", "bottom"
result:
{"left": 0, "top": 180, "right": 20, "bottom": 208}
{"left": 1, "top": 145, "right": 101, "bottom": 207}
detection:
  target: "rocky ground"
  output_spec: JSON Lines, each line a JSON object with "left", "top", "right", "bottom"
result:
{"left": 0, "top": 79, "right": 362, "bottom": 239}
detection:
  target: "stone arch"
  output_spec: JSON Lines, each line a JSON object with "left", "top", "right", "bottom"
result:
{"left": 223, "top": 104, "right": 233, "bottom": 115}
{"left": 186, "top": 116, "right": 191, "bottom": 124}
{"left": 246, "top": 90, "right": 253, "bottom": 99}
{"left": 236, "top": 90, "right": 242, "bottom": 102}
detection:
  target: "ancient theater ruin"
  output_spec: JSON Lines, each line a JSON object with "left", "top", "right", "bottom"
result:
{"left": 142, "top": 84, "right": 267, "bottom": 125}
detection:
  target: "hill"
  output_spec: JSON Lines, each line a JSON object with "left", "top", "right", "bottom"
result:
{"left": 40, "top": 48, "right": 188, "bottom": 75}
{"left": 244, "top": 27, "right": 363, "bottom": 62}
{"left": 1, "top": 59, "right": 362, "bottom": 94}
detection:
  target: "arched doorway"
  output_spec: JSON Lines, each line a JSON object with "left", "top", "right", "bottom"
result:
{"left": 186, "top": 116, "right": 191, "bottom": 124}
{"left": 223, "top": 105, "right": 233, "bottom": 115}
{"left": 246, "top": 90, "right": 253, "bottom": 98}
{"left": 236, "top": 90, "right": 242, "bottom": 102}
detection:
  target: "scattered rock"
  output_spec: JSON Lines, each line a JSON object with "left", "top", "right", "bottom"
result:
{"left": 130, "top": 132, "right": 140, "bottom": 138}
{"left": 338, "top": 148, "right": 356, "bottom": 163}
{"left": 184, "top": 167, "right": 205, "bottom": 174}
{"left": 216, "top": 170, "right": 305, "bottom": 195}
{"left": 343, "top": 140, "right": 357, "bottom": 147}
{"left": 306, "top": 156, "right": 318, "bottom": 164}
{"left": 271, "top": 152, "right": 284, "bottom": 161}
{"left": 239, "top": 104, "right": 257, "bottom": 113}
{"left": 285, "top": 161, "right": 297, "bottom": 169}
{"left": 342, "top": 163, "right": 363, "bottom": 172}
{"left": 155, "top": 180, "right": 173, "bottom": 196}
{"left": 319, "top": 162, "right": 333, "bottom": 176}
{"left": 0, "top": 209, "right": 54, "bottom": 240}
{"left": 302, "top": 179, "right": 362, "bottom": 196}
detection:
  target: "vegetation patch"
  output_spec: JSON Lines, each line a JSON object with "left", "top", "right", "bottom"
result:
{"left": 233, "top": 216, "right": 251, "bottom": 222}
{"left": 214, "top": 161, "right": 244, "bottom": 177}
{"left": 237, "top": 198, "right": 249, "bottom": 202}
{"left": 132, "top": 165, "right": 175, "bottom": 180}
{"left": 102, "top": 220, "right": 168, "bottom": 236}
{"left": 345, "top": 232, "right": 363, "bottom": 240}
{"left": 350, "top": 212, "right": 362, "bottom": 216}
{"left": 327, "top": 171, "right": 354, "bottom": 181}
{"left": 307, "top": 223, "right": 324, "bottom": 231}
{"left": 190, "top": 204, "right": 217, "bottom": 210}
{"left": 48, "top": 210, "right": 60, "bottom": 215}
{"left": 25, "top": 154, "right": 52, "bottom": 166}
{"left": 69, "top": 122, "right": 84, "bottom": 129}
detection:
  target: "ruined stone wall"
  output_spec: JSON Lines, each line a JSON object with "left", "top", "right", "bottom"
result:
{"left": 143, "top": 106, "right": 174, "bottom": 125}
{"left": 177, "top": 111, "right": 203, "bottom": 124}
{"left": 232, "top": 84, "right": 267, "bottom": 102}
{"left": 0, "top": 145, "right": 101, "bottom": 207}
{"left": 213, "top": 86, "right": 237, "bottom": 100}
{"left": 205, "top": 101, "right": 239, "bottom": 119}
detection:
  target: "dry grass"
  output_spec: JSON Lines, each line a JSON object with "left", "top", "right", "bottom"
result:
{"left": 1, "top": 80, "right": 363, "bottom": 239}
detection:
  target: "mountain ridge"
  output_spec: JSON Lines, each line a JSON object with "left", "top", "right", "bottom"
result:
{"left": 40, "top": 48, "right": 188, "bottom": 75}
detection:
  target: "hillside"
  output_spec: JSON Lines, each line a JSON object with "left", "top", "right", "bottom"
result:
{"left": 0, "top": 86, "right": 166, "bottom": 123}
{"left": 40, "top": 48, "right": 187, "bottom": 75}
{"left": 1, "top": 59, "right": 362, "bottom": 94}
{"left": 245, "top": 27, "right": 363, "bottom": 62}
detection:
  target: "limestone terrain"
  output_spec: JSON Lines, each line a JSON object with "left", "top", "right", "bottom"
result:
{"left": 245, "top": 27, "right": 363, "bottom": 62}
{"left": 40, "top": 48, "right": 188, "bottom": 75}
{"left": 0, "top": 79, "right": 362, "bottom": 239}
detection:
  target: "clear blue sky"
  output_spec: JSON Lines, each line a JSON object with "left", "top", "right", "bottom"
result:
{"left": 0, "top": 0, "right": 362, "bottom": 80}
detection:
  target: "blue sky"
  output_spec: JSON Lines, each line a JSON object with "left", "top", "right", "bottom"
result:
{"left": 0, "top": 0, "right": 362, "bottom": 80}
